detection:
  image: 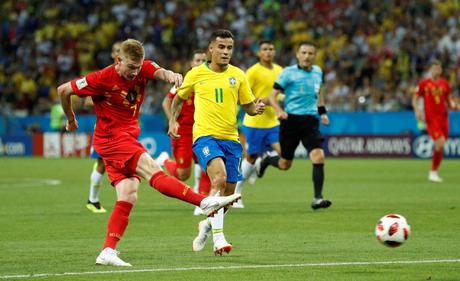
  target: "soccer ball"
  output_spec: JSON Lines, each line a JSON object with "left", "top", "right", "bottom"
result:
{"left": 375, "top": 214, "right": 410, "bottom": 247}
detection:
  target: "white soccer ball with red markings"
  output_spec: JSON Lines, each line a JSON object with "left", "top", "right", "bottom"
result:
{"left": 375, "top": 214, "right": 410, "bottom": 247}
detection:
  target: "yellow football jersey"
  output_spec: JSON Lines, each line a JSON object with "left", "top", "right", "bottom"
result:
{"left": 243, "top": 62, "right": 283, "bottom": 128}
{"left": 177, "top": 63, "right": 255, "bottom": 142}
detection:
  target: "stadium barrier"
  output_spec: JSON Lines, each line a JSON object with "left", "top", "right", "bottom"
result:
{"left": 2, "top": 132, "right": 458, "bottom": 158}
{"left": 0, "top": 132, "right": 172, "bottom": 158}
{"left": 1, "top": 112, "right": 459, "bottom": 158}
{"left": 0, "top": 115, "right": 166, "bottom": 135}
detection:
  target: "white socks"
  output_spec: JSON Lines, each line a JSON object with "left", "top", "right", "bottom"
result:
{"left": 208, "top": 208, "right": 224, "bottom": 244}
{"left": 89, "top": 169, "right": 103, "bottom": 203}
{"left": 235, "top": 158, "right": 256, "bottom": 195}
{"left": 193, "top": 163, "right": 202, "bottom": 192}
{"left": 241, "top": 158, "right": 255, "bottom": 179}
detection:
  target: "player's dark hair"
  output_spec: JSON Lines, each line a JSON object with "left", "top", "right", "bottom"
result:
{"left": 297, "top": 41, "right": 317, "bottom": 51}
{"left": 209, "top": 29, "right": 234, "bottom": 43}
{"left": 191, "top": 49, "right": 206, "bottom": 59}
{"left": 259, "top": 40, "right": 274, "bottom": 47}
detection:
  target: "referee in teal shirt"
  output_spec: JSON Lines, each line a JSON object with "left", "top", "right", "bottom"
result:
{"left": 257, "top": 41, "right": 332, "bottom": 210}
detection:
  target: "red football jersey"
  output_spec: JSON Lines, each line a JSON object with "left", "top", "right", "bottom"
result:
{"left": 70, "top": 60, "right": 161, "bottom": 144}
{"left": 167, "top": 86, "right": 194, "bottom": 136}
{"left": 416, "top": 78, "right": 451, "bottom": 118}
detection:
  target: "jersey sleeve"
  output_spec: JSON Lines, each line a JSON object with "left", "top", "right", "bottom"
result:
{"left": 141, "top": 60, "right": 162, "bottom": 80}
{"left": 415, "top": 80, "right": 424, "bottom": 97}
{"left": 177, "top": 69, "right": 195, "bottom": 100}
{"left": 275, "top": 68, "right": 290, "bottom": 90}
{"left": 70, "top": 70, "right": 105, "bottom": 97}
{"left": 166, "top": 86, "right": 177, "bottom": 98}
{"left": 238, "top": 72, "right": 255, "bottom": 105}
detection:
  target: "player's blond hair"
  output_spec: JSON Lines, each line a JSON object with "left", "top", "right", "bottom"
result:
{"left": 120, "top": 39, "right": 145, "bottom": 62}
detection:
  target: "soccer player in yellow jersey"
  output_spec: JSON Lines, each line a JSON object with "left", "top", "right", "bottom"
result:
{"left": 233, "top": 40, "right": 283, "bottom": 208}
{"left": 168, "top": 29, "right": 265, "bottom": 255}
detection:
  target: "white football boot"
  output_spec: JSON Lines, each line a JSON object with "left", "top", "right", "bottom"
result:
{"left": 213, "top": 238, "right": 233, "bottom": 256}
{"left": 232, "top": 198, "right": 244, "bottom": 209}
{"left": 428, "top": 171, "right": 443, "bottom": 183}
{"left": 192, "top": 219, "right": 211, "bottom": 251}
{"left": 95, "top": 248, "right": 132, "bottom": 266}
{"left": 200, "top": 193, "right": 241, "bottom": 217}
{"left": 193, "top": 206, "right": 204, "bottom": 216}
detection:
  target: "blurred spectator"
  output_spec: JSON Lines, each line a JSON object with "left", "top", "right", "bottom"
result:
{"left": 1, "top": 0, "right": 460, "bottom": 117}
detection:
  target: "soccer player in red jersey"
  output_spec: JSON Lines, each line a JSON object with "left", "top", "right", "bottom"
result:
{"left": 57, "top": 39, "right": 240, "bottom": 266}
{"left": 162, "top": 50, "right": 212, "bottom": 215}
{"left": 85, "top": 41, "right": 121, "bottom": 214}
{"left": 412, "top": 60, "right": 458, "bottom": 182}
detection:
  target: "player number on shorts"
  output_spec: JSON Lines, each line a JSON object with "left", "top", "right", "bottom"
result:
{"left": 215, "top": 88, "right": 223, "bottom": 103}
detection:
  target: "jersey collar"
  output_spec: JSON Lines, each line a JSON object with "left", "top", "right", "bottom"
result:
{"left": 297, "top": 64, "right": 313, "bottom": 72}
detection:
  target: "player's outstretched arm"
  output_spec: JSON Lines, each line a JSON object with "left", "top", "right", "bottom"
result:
{"left": 168, "top": 94, "right": 185, "bottom": 139}
{"left": 448, "top": 95, "right": 458, "bottom": 110}
{"left": 269, "top": 88, "right": 287, "bottom": 119}
{"left": 57, "top": 82, "right": 78, "bottom": 132}
{"left": 317, "top": 87, "right": 329, "bottom": 125}
{"left": 162, "top": 95, "right": 173, "bottom": 122}
{"left": 411, "top": 91, "right": 424, "bottom": 121}
{"left": 154, "top": 69, "right": 183, "bottom": 88}
{"left": 242, "top": 98, "right": 265, "bottom": 116}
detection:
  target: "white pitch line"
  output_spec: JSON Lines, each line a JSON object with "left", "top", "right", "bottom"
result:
{"left": 1, "top": 259, "right": 459, "bottom": 280}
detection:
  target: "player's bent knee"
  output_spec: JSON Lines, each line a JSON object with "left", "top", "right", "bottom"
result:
{"left": 177, "top": 173, "right": 190, "bottom": 181}
{"left": 177, "top": 169, "right": 191, "bottom": 181}
{"left": 115, "top": 179, "right": 139, "bottom": 204}
{"left": 279, "top": 159, "right": 291, "bottom": 170}
{"left": 136, "top": 153, "right": 162, "bottom": 179}
{"left": 309, "top": 149, "right": 325, "bottom": 163}
{"left": 247, "top": 154, "right": 258, "bottom": 164}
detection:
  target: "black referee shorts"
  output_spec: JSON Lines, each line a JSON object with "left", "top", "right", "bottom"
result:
{"left": 279, "top": 114, "right": 324, "bottom": 160}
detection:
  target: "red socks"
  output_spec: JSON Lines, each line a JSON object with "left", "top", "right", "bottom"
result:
{"left": 164, "top": 159, "right": 179, "bottom": 178}
{"left": 199, "top": 171, "right": 211, "bottom": 195}
{"left": 149, "top": 171, "right": 205, "bottom": 206}
{"left": 432, "top": 149, "right": 443, "bottom": 171}
{"left": 103, "top": 201, "right": 133, "bottom": 250}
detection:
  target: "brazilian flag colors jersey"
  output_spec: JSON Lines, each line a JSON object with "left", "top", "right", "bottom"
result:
{"left": 243, "top": 62, "right": 283, "bottom": 128}
{"left": 177, "top": 63, "right": 255, "bottom": 142}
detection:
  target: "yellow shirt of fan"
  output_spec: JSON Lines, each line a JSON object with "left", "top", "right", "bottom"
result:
{"left": 243, "top": 62, "right": 283, "bottom": 128}
{"left": 177, "top": 63, "right": 255, "bottom": 142}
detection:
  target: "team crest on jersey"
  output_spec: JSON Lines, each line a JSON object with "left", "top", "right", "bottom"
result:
{"left": 229, "top": 77, "right": 236, "bottom": 87}
{"left": 76, "top": 77, "right": 88, "bottom": 90}
{"left": 126, "top": 88, "right": 138, "bottom": 104}
{"left": 202, "top": 146, "right": 210, "bottom": 157}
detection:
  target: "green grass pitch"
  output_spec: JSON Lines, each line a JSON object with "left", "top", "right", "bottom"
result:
{"left": 0, "top": 157, "right": 459, "bottom": 281}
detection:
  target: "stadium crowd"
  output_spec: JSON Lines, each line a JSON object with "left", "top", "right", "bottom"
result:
{"left": 1, "top": 0, "right": 460, "bottom": 117}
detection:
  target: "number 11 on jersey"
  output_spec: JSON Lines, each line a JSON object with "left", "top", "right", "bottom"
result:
{"left": 215, "top": 88, "right": 223, "bottom": 103}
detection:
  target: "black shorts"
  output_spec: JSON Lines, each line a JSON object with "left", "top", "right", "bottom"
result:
{"left": 279, "top": 114, "right": 324, "bottom": 160}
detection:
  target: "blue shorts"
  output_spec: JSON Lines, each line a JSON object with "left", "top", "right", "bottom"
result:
{"left": 90, "top": 145, "right": 101, "bottom": 159}
{"left": 242, "top": 125, "right": 279, "bottom": 155}
{"left": 193, "top": 136, "right": 243, "bottom": 183}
